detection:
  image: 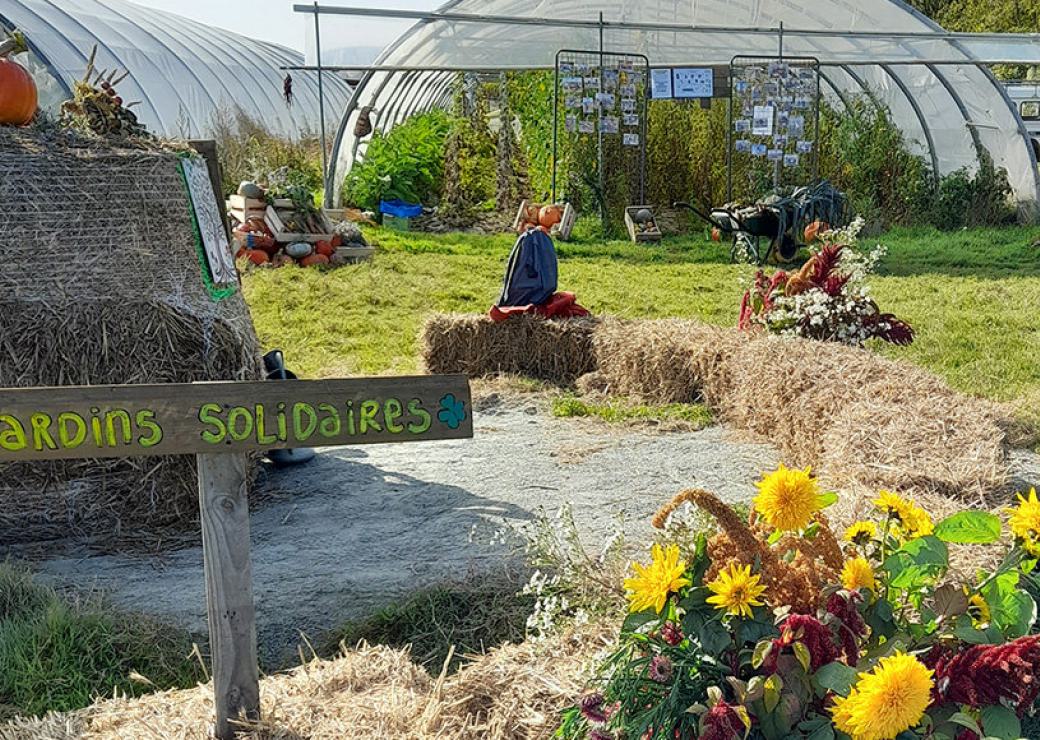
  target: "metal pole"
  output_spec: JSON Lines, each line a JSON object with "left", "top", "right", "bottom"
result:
{"left": 598, "top": 12, "right": 605, "bottom": 227}
{"left": 551, "top": 53, "right": 560, "bottom": 203}
{"left": 314, "top": 2, "right": 330, "bottom": 198}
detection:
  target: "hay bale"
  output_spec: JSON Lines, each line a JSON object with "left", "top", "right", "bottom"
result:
{"left": 0, "top": 126, "right": 261, "bottom": 548}
{"left": 819, "top": 396, "right": 1008, "bottom": 504}
{"left": 592, "top": 319, "right": 744, "bottom": 404}
{"left": 420, "top": 314, "right": 598, "bottom": 384}
{"left": 710, "top": 334, "right": 1009, "bottom": 501}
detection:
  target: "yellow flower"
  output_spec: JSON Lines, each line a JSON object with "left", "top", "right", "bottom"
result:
{"left": 841, "top": 557, "right": 876, "bottom": 592}
{"left": 623, "top": 544, "right": 690, "bottom": 614}
{"left": 899, "top": 504, "right": 934, "bottom": 539}
{"left": 753, "top": 463, "right": 820, "bottom": 532}
{"left": 706, "top": 562, "right": 766, "bottom": 618}
{"left": 873, "top": 490, "right": 914, "bottom": 522}
{"left": 830, "top": 652, "right": 934, "bottom": 740}
{"left": 843, "top": 521, "right": 878, "bottom": 544}
{"left": 968, "top": 593, "right": 991, "bottom": 626}
{"left": 1008, "top": 488, "right": 1040, "bottom": 555}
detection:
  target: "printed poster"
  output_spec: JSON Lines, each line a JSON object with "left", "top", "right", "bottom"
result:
{"left": 752, "top": 105, "right": 775, "bottom": 136}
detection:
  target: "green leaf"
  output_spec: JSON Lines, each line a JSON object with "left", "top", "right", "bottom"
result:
{"left": 982, "top": 571, "right": 1038, "bottom": 638}
{"left": 621, "top": 608, "right": 658, "bottom": 634}
{"left": 764, "top": 673, "right": 783, "bottom": 712}
{"left": 699, "top": 618, "right": 732, "bottom": 654}
{"left": 805, "top": 723, "right": 836, "bottom": 740}
{"left": 814, "top": 661, "right": 859, "bottom": 697}
{"left": 980, "top": 704, "right": 1021, "bottom": 739}
{"left": 817, "top": 491, "right": 839, "bottom": 508}
{"left": 947, "top": 711, "right": 982, "bottom": 735}
{"left": 752, "top": 639, "right": 774, "bottom": 669}
{"left": 767, "top": 529, "right": 784, "bottom": 545}
{"left": 884, "top": 536, "right": 948, "bottom": 589}
{"left": 793, "top": 641, "right": 812, "bottom": 672}
{"left": 934, "top": 511, "right": 1002, "bottom": 543}
{"left": 953, "top": 613, "right": 1004, "bottom": 645}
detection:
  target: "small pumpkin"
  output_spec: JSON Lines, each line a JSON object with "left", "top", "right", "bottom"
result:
{"left": 300, "top": 253, "right": 329, "bottom": 268}
{"left": 244, "top": 249, "right": 270, "bottom": 266}
{"left": 271, "top": 253, "right": 294, "bottom": 268}
{"left": 314, "top": 240, "right": 334, "bottom": 257}
{"left": 538, "top": 204, "right": 564, "bottom": 229}
{"left": 803, "top": 220, "right": 829, "bottom": 243}
{"left": 711, "top": 227, "right": 722, "bottom": 242}
{"left": 0, "top": 32, "right": 38, "bottom": 126}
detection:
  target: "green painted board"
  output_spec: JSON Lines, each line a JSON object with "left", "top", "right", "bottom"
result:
{"left": 0, "top": 376, "right": 472, "bottom": 461}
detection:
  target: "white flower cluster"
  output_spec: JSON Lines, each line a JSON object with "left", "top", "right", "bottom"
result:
{"left": 811, "top": 217, "right": 887, "bottom": 284}
{"left": 762, "top": 287, "right": 881, "bottom": 345}
{"left": 523, "top": 569, "right": 589, "bottom": 639}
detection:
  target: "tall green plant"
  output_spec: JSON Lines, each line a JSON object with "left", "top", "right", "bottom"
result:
{"left": 342, "top": 110, "right": 451, "bottom": 211}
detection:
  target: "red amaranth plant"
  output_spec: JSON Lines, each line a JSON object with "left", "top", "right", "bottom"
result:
{"left": 763, "top": 613, "right": 839, "bottom": 673}
{"left": 926, "top": 634, "right": 1040, "bottom": 714}
{"left": 825, "top": 590, "right": 867, "bottom": 665}
{"left": 699, "top": 701, "right": 747, "bottom": 740}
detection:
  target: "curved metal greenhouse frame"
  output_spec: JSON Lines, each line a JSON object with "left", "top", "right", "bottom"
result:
{"left": 0, "top": 0, "right": 352, "bottom": 139}
{"left": 327, "top": 0, "right": 1040, "bottom": 210}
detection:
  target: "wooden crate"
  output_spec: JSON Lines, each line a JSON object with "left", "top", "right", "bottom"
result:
{"left": 227, "top": 194, "right": 267, "bottom": 225}
{"left": 553, "top": 203, "right": 577, "bottom": 241}
{"left": 624, "top": 206, "right": 663, "bottom": 243}
{"left": 263, "top": 206, "right": 334, "bottom": 244}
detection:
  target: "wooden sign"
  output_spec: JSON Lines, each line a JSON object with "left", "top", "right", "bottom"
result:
{"left": 0, "top": 376, "right": 472, "bottom": 461}
{"left": 181, "top": 156, "right": 238, "bottom": 288}
{"left": 0, "top": 375, "right": 472, "bottom": 738}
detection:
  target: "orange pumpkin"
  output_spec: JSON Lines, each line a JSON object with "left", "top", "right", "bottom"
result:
{"left": 0, "top": 56, "right": 37, "bottom": 126}
{"left": 300, "top": 253, "right": 329, "bottom": 267}
{"left": 803, "top": 220, "right": 829, "bottom": 243}
{"left": 314, "top": 240, "right": 334, "bottom": 257}
{"left": 244, "top": 249, "right": 269, "bottom": 266}
{"left": 711, "top": 227, "right": 722, "bottom": 242}
{"left": 538, "top": 204, "right": 564, "bottom": 229}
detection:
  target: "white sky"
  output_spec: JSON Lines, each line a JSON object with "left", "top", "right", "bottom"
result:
{"left": 126, "top": 0, "right": 438, "bottom": 54}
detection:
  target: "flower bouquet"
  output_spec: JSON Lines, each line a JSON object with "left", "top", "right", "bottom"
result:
{"left": 558, "top": 465, "right": 1040, "bottom": 740}
{"left": 738, "top": 220, "right": 913, "bottom": 346}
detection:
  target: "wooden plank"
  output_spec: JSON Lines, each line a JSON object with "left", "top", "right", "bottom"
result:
{"left": 188, "top": 140, "right": 231, "bottom": 243}
{"left": 0, "top": 375, "right": 473, "bottom": 461}
{"left": 198, "top": 453, "right": 260, "bottom": 739}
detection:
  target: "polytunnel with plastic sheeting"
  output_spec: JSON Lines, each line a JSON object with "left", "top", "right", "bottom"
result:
{"left": 0, "top": 0, "right": 352, "bottom": 139}
{"left": 317, "top": 0, "right": 1040, "bottom": 215}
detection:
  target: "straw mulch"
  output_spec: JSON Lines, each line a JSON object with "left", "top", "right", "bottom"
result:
{"left": 420, "top": 314, "right": 599, "bottom": 384}
{"left": 0, "top": 125, "right": 262, "bottom": 549}
{"left": 1, "top": 626, "right": 611, "bottom": 740}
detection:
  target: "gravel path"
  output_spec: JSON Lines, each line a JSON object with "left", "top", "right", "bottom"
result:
{"left": 31, "top": 395, "right": 778, "bottom": 664}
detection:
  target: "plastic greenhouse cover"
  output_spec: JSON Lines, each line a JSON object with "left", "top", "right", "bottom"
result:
{"left": 1, "top": 0, "right": 352, "bottom": 139}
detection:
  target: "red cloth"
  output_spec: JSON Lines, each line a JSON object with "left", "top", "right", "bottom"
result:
{"left": 489, "top": 291, "right": 590, "bottom": 322}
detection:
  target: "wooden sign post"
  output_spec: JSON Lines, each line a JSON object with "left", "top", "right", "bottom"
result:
{"left": 0, "top": 375, "right": 473, "bottom": 739}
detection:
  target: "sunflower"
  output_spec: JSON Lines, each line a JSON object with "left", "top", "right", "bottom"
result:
{"left": 1008, "top": 488, "right": 1040, "bottom": 555}
{"left": 899, "top": 503, "right": 934, "bottom": 539}
{"left": 968, "top": 593, "right": 991, "bottom": 627}
{"left": 843, "top": 521, "right": 877, "bottom": 545}
{"left": 753, "top": 463, "right": 820, "bottom": 532}
{"left": 624, "top": 543, "right": 690, "bottom": 614}
{"left": 830, "top": 652, "right": 934, "bottom": 740}
{"left": 841, "top": 556, "right": 876, "bottom": 592}
{"left": 873, "top": 490, "right": 914, "bottom": 522}
{"left": 706, "top": 562, "right": 766, "bottom": 618}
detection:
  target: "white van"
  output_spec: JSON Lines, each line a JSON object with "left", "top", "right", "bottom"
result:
{"left": 1005, "top": 81, "right": 1040, "bottom": 161}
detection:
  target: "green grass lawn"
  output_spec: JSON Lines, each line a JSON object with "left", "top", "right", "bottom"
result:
{"left": 243, "top": 224, "right": 1040, "bottom": 405}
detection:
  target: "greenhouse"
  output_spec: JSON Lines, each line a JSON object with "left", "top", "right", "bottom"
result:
{"left": 0, "top": 0, "right": 351, "bottom": 139}
{"left": 324, "top": 0, "right": 1040, "bottom": 211}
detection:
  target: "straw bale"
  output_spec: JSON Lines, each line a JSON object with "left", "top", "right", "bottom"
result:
{"left": 591, "top": 319, "right": 745, "bottom": 404}
{"left": 419, "top": 314, "right": 598, "bottom": 384}
{"left": 0, "top": 626, "right": 611, "bottom": 740}
{"left": 0, "top": 126, "right": 261, "bottom": 548}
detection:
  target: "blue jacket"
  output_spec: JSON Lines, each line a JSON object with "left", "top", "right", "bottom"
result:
{"left": 497, "top": 228, "right": 558, "bottom": 307}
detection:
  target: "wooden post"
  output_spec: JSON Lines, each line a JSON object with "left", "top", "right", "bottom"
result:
{"left": 197, "top": 453, "right": 260, "bottom": 739}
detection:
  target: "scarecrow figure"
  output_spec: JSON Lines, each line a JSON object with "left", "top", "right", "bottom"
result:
{"left": 490, "top": 226, "right": 588, "bottom": 321}
{"left": 283, "top": 73, "right": 293, "bottom": 106}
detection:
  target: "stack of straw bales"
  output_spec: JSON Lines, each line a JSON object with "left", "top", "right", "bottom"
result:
{"left": 0, "top": 126, "right": 262, "bottom": 548}
{"left": 421, "top": 313, "right": 1011, "bottom": 503}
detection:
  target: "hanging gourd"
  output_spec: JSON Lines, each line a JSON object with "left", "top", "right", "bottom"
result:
{"left": 0, "top": 31, "right": 37, "bottom": 126}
